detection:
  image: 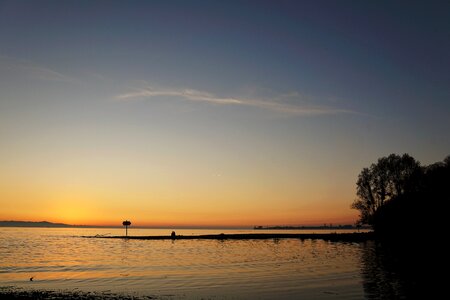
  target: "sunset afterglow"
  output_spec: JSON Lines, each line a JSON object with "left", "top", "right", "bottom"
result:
{"left": 1, "top": 1, "right": 449, "bottom": 227}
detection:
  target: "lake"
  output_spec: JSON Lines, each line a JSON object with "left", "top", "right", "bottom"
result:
{"left": 0, "top": 227, "right": 409, "bottom": 299}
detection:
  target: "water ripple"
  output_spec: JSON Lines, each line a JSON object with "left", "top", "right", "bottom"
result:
{"left": 1, "top": 228, "right": 368, "bottom": 299}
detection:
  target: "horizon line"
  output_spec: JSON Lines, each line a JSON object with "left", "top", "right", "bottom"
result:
{"left": 0, "top": 219, "right": 358, "bottom": 229}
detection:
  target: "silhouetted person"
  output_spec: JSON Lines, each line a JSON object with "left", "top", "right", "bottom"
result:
{"left": 171, "top": 231, "right": 176, "bottom": 239}
{"left": 30, "top": 277, "right": 33, "bottom": 281}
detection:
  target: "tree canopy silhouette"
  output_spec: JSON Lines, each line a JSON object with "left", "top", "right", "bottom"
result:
{"left": 352, "top": 154, "right": 422, "bottom": 226}
{"left": 352, "top": 153, "right": 449, "bottom": 236}
{"left": 352, "top": 154, "right": 449, "bottom": 296}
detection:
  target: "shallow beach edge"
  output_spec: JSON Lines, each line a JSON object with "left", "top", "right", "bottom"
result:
{"left": 0, "top": 286, "right": 157, "bottom": 300}
{"left": 82, "top": 232, "right": 374, "bottom": 242}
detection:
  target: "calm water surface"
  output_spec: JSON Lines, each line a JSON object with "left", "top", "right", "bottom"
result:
{"left": 0, "top": 228, "right": 405, "bottom": 299}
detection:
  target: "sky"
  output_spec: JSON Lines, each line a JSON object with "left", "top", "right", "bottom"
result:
{"left": 0, "top": 0, "right": 449, "bottom": 227}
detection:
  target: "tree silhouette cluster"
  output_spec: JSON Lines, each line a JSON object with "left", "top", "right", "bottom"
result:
{"left": 352, "top": 154, "right": 449, "bottom": 237}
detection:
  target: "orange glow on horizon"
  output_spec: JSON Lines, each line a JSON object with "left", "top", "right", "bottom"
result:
{"left": 0, "top": 207, "right": 358, "bottom": 228}
{"left": 0, "top": 147, "right": 359, "bottom": 228}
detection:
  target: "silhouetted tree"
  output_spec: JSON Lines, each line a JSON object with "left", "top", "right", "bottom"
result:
{"left": 353, "top": 154, "right": 449, "bottom": 297}
{"left": 352, "top": 153, "right": 450, "bottom": 238}
{"left": 351, "top": 154, "right": 422, "bottom": 226}
{"left": 122, "top": 220, "right": 131, "bottom": 236}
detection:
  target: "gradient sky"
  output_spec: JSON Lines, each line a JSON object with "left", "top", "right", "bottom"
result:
{"left": 1, "top": 0, "right": 449, "bottom": 227}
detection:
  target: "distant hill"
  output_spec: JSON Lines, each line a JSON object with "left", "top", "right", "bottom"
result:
{"left": 0, "top": 220, "right": 118, "bottom": 228}
{"left": 0, "top": 220, "right": 76, "bottom": 227}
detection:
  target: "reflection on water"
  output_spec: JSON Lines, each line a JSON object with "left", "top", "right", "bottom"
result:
{"left": 360, "top": 240, "right": 430, "bottom": 299}
{"left": 360, "top": 241, "right": 408, "bottom": 299}
{"left": 0, "top": 228, "right": 416, "bottom": 299}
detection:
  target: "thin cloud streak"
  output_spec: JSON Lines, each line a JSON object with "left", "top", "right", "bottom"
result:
{"left": 116, "top": 87, "right": 356, "bottom": 116}
{"left": 0, "top": 55, "right": 74, "bottom": 83}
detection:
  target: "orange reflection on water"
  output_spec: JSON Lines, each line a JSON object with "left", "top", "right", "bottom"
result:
{"left": 1, "top": 228, "right": 367, "bottom": 299}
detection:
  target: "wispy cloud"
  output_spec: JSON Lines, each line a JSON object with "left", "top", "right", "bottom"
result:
{"left": 116, "top": 86, "right": 356, "bottom": 116}
{"left": 0, "top": 55, "right": 74, "bottom": 83}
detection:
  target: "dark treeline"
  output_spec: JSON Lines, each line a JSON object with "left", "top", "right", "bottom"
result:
{"left": 352, "top": 153, "right": 449, "bottom": 238}
{"left": 351, "top": 154, "right": 448, "bottom": 297}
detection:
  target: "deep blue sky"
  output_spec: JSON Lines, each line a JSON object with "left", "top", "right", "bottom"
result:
{"left": 0, "top": 0, "right": 449, "bottom": 225}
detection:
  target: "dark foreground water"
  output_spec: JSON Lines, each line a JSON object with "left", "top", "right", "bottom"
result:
{"left": 0, "top": 228, "right": 412, "bottom": 299}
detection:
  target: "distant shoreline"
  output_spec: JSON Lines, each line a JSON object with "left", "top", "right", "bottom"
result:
{"left": 83, "top": 232, "right": 374, "bottom": 242}
{"left": 0, "top": 221, "right": 105, "bottom": 228}
{"left": 0, "top": 221, "right": 366, "bottom": 230}
{"left": 254, "top": 225, "right": 371, "bottom": 230}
